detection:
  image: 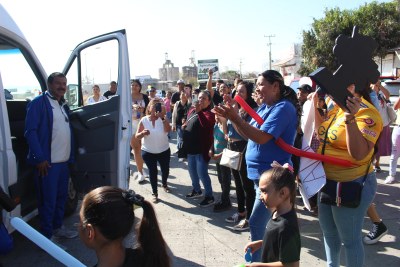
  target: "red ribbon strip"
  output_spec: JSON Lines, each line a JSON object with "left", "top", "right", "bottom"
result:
{"left": 234, "top": 95, "right": 352, "bottom": 167}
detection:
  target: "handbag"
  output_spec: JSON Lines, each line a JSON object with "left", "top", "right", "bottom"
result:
{"left": 387, "top": 104, "right": 396, "bottom": 124}
{"left": 220, "top": 145, "right": 247, "bottom": 171}
{"left": 319, "top": 110, "right": 371, "bottom": 208}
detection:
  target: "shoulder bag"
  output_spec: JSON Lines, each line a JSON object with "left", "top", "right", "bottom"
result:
{"left": 220, "top": 145, "right": 247, "bottom": 171}
{"left": 319, "top": 111, "right": 371, "bottom": 208}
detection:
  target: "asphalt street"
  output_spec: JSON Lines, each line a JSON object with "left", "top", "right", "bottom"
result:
{"left": 1, "top": 132, "right": 399, "bottom": 267}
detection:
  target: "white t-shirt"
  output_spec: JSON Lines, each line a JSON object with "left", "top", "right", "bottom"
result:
{"left": 86, "top": 96, "right": 107, "bottom": 105}
{"left": 141, "top": 116, "right": 169, "bottom": 154}
{"left": 46, "top": 92, "right": 71, "bottom": 163}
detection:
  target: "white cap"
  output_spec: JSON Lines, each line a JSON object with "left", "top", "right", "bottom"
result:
{"left": 177, "top": 79, "right": 185, "bottom": 84}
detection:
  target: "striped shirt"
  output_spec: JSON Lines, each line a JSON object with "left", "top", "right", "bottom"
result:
{"left": 213, "top": 124, "right": 227, "bottom": 162}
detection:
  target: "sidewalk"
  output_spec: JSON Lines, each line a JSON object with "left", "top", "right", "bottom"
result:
{"left": 1, "top": 134, "right": 399, "bottom": 266}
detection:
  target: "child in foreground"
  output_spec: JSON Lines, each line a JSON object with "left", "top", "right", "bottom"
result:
{"left": 244, "top": 165, "right": 301, "bottom": 267}
{"left": 78, "top": 186, "right": 171, "bottom": 267}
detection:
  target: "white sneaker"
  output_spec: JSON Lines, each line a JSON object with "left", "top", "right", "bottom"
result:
{"left": 230, "top": 192, "right": 237, "bottom": 199}
{"left": 385, "top": 175, "right": 395, "bottom": 184}
{"left": 142, "top": 169, "right": 149, "bottom": 178}
{"left": 49, "top": 236, "right": 67, "bottom": 251}
{"left": 178, "top": 158, "right": 185, "bottom": 163}
{"left": 53, "top": 225, "right": 77, "bottom": 239}
{"left": 137, "top": 172, "right": 145, "bottom": 183}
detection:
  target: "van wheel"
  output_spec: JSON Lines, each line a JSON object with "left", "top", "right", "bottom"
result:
{"left": 64, "top": 178, "right": 78, "bottom": 216}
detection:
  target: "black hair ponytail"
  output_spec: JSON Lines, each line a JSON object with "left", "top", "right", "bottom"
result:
{"left": 259, "top": 70, "right": 302, "bottom": 131}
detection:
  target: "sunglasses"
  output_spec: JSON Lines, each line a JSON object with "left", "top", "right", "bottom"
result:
{"left": 150, "top": 90, "right": 156, "bottom": 92}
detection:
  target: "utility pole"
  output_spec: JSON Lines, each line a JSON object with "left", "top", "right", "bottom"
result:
{"left": 264, "top": 35, "right": 275, "bottom": 70}
{"left": 238, "top": 58, "right": 244, "bottom": 78}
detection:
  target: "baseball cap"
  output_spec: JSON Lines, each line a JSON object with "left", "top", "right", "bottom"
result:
{"left": 177, "top": 79, "right": 185, "bottom": 84}
{"left": 297, "top": 84, "right": 312, "bottom": 94}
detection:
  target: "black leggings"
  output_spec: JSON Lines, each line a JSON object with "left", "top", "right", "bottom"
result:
{"left": 228, "top": 140, "right": 255, "bottom": 220}
{"left": 141, "top": 148, "right": 171, "bottom": 194}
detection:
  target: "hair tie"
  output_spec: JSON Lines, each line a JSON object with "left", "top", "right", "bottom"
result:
{"left": 122, "top": 189, "right": 144, "bottom": 207}
{"left": 271, "top": 161, "right": 294, "bottom": 173}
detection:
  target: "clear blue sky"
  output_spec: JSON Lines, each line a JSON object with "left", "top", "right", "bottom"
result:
{"left": 1, "top": 0, "right": 393, "bottom": 82}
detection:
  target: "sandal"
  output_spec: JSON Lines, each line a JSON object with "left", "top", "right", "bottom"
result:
{"left": 162, "top": 185, "right": 171, "bottom": 193}
{"left": 152, "top": 193, "right": 158, "bottom": 203}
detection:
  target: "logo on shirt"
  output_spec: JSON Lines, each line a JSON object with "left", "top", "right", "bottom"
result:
{"left": 361, "top": 128, "right": 377, "bottom": 138}
{"left": 363, "top": 118, "right": 375, "bottom": 125}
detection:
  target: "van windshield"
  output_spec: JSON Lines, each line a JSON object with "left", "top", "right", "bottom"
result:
{"left": 0, "top": 48, "right": 41, "bottom": 100}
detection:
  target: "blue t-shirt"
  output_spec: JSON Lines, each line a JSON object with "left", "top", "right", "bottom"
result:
{"left": 245, "top": 99, "right": 298, "bottom": 180}
{"left": 227, "top": 108, "right": 257, "bottom": 140}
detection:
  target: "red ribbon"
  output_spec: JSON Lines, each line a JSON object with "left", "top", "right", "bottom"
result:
{"left": 234, "top": 95, "right": 352, "bottom": 167}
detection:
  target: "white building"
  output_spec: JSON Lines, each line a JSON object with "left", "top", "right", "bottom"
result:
{"left": 374, "top": 46, "right": 400, "bottom": 77}
{"left": 272, "top": 43, "right": 302, "bottom": 85}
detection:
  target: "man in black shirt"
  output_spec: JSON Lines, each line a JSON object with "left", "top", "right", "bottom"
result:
{"left": 206, "top": 69, "right": 224, "bottom": 106}
{"left": 171, "top": 79, "right": 185, "bottom": 111}
{"left": 103, "top": 81, "right": 117, "bottom": 99}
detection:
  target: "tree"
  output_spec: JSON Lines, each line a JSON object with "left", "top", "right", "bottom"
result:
{"left": 298, "top": 1, "right": 400, "bottom": 76}
{"left": 243, "top": 71, "right": 258, "bottom": 79}
{"left": 219, "top": 68, "right": 239, "bottom": 81}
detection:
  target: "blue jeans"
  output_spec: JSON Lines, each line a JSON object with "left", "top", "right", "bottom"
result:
{"left": 318, "top": 172, "right": 377, "bottom": 267}
{"left": 248, "top": 179, "right": 272, "bottom": 263}
{"left": 167, "top": 111, "right": 171, "bottom": 137}
{"left": 187, "top": 154, "right": 213, "bottom": 197}
{"left": 176, "top": 126, "right": 184, "bottom": 151}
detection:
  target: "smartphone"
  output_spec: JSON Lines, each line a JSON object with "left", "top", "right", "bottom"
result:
{"left": 192, "top": 94, "right": 198, "bottom": 103}
{"left": 155, "top": 102, "right": 162, "bottom": 113}
{"left": 210, "top": 66, "right": 219, "bottom": 73}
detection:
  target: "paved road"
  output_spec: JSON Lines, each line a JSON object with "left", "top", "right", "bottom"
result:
{"left": 1, "top": 133, "right": 399, "bottom": 266}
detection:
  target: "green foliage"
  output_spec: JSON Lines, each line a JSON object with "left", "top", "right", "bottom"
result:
{"left": 219, "top": 70, "right": 239, "bottom": 81}
{"left": 298, "top": 1, "right": 400, "bottom": 76}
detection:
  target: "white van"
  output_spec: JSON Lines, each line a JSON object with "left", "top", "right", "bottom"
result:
{"left": 0, "top": 4, "right": 132, "bottom": 232}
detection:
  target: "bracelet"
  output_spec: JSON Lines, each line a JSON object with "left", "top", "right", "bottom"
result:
{"left": 238, "top": 119, "right": 246, "bottom": 129}
{"left": 345, "top": 116, "right": 356, "bottom": 124}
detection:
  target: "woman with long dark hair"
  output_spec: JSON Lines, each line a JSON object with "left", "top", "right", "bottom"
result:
{"left": 219, "top": 82, "right": 257, "bottom": 231}
{"left": 78, "top": 186, "right": 171, "bottom": 267}
{"left": 214, "top": 70, "right": 300, "bottom": 262}
{"left": 130, "top": 80, "right": 150, "bottom": 182}
{"left": 310, "top": 82, "right": 382, "bottom": 267}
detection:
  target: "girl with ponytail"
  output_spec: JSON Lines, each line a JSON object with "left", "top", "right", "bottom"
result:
{"left": 78, "top": 186, "right": 171, "bottom": 267}
{"left": 213, "top": 70, "right": 299, "bottom": 262}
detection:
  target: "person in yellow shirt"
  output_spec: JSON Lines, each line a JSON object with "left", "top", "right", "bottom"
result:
{"left": 310, "top": 83, "right": 382, "bottom": 267}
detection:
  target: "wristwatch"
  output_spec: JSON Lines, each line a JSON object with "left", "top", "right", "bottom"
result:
{"left": 161, "top": 117, "right": 166, "bottom": 123}
{"left": 345, "top": 116, "right": 356, "bottom": 124}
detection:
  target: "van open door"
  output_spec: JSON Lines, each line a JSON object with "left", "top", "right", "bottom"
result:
{"left": 62, "top": 30, "right": 132, "bottom": 193}
{"left": 0, "top": 72, "right": 19, "bottom": 229}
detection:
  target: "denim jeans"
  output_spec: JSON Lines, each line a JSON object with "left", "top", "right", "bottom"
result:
{"left": 141, "top": 148, "right": 171, "bottom": 194}
{"left": 390, "top": 125, "right": 400, "bottom": 176}
{"left": 187, "top": 154, "right": 213, "bottom": 197}
{"left": 248, "top": 179, "right": 272, "bottom": 263}
{"left": 166, "top": 111, "right": 171, "bottom": 137}
{"left": 318, "top": 171, "right": 377, "bottom": 267}
{"left": 176, "top": 126, "right": 184, "bottom": 151}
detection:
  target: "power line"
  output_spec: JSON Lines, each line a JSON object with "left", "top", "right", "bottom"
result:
{"left": 264, "top": 35, "right": 276, "bottom": 70}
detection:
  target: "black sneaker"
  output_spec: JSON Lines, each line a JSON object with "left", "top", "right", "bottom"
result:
{"left": 185, "top": 189, "right": 203, "bottom": 199}
{"left": 363, "top": 221, "right": 388, "bottom": 244}
{"left": 226, "top": 213, "right": 245, "bottom": 223}
{"left": 199, "top": 196, "right": 215, "bottom": 207}
{"left": 213, "top": 202, "right": 231, "bottom": 212}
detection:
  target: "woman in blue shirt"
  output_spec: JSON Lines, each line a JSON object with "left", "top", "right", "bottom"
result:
{"left": 214, "top": 70, "right": 301, "bottom": 262}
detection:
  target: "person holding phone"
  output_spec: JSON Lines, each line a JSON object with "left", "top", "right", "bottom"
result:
{"left": 130, "top": 80, "right": 150, "bottom": 183}
{"left": 206, "top": 69, "right": 224, "bottom": 105}
{"left": 172, "top": 91, "right": 190, "bottom": 161}
{"left": 136, "top": 99, "right": 171, "bottom": 203}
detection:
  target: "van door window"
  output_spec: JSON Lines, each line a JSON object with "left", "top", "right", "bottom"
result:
{"left": 65, "top": 59, "right": 79, "bottom": 109}
{"left": 65, "top": 40, "right": 119, "bottom": 107}
{"left": 0, "top": 48, "right": 41, "bottom": 100}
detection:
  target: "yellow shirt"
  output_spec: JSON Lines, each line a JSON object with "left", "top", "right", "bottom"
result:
{"left": 317, "top": 97, "right": 383, "bottom": 182}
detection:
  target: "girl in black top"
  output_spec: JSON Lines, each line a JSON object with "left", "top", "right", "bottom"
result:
{"left": 78, "top": 186, "right": 171, "bottom": 267}
{"left": 244, "top": 167, "right": 300, "bottom": 267}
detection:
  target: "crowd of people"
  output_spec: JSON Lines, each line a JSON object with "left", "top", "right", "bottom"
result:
{"left": 8, "top": 69, "right": 398, "bottom": 267}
